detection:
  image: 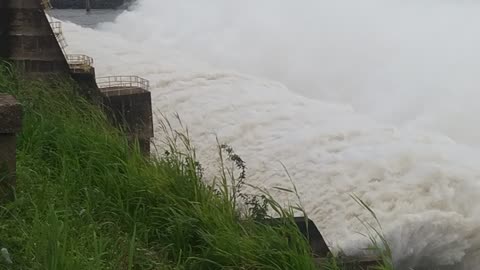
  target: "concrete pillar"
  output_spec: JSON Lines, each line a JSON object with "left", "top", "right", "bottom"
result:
{"left": 102, "top": 88, "right": 154, "bottom": 155}
{"left": 0, "top": 0, "right": 70, "bottom": 74}
{"left": 70, "top": 67, "right": 104, "bottom": 104}
{"left": 0, "top": 94, "right": 22, "bottom": 202}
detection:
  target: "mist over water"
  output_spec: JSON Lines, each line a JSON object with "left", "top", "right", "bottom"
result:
{"left": 57, "top": 1, "right": 480, "bottom": 268}
{"left": 103, "top": 0, "right": 480, "bottom": 145}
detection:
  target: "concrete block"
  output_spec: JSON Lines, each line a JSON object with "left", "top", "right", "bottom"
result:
{"left": 70, "top": 67, "right": 104, "bottom": 104}
{"left": 0, "top": 94, "right": 22, "bottom": 133}
{"left": 102, "top": 87, "right": 154, "bottom": 154}
{"left": 0, "top": 94, "right": 22, "bottom": 202}
{"left": 0, "top": 134, "right": 17, "bottom": 201}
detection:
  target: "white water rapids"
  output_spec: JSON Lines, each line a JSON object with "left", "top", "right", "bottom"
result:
{"left": 54, "top": 1, "right": 480, "bottom": 268}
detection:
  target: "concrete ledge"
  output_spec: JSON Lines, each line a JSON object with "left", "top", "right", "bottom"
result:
{"left": 0, "top": 94, "right": 22, "bottom": 133}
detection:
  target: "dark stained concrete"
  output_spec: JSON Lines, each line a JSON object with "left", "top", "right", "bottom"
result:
{"left": 0, "top": 94, "right": 22, "bottom": 202}
{"left": 70, "top": 67, "right": 104, "bottom": 104}
{"left": 0, "top": 0, "right": 69, "bottom": 74}
{"left": 102, "top": 87, "right": 154, "bottom": 154}
{"left": 0, "top": 1, "right": 154, "bottom": 156}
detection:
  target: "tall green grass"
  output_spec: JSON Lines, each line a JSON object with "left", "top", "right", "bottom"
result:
{"left": 0, "top": 63, "right": 394, "bottom": 269}
{"left": 0, "top": 64, "right": 317, "bottom": 269}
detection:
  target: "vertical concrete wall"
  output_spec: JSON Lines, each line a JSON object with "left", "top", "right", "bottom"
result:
{"left": 102, "top": 88, "right": 154, "bottom": 154}
{"left": 0, "top": 1, "right": 13, "bottom": 58}
{"left": 0, "top": 0, "right": 154, "bottom": 157}
{"left": 0, "top": 0, "right": 70, "bottom": 74}
{"left": 0, "top": 94, "right": 22, "bottom": 202}
{"left": 70, "top": 67, "right": 104, "bottom": 104}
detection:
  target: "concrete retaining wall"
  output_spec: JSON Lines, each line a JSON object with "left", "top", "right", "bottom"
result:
{"left": 0, "top": 94, "right": 22, "bottom": 202}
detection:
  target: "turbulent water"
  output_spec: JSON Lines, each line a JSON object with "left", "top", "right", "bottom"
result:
{"left": 51, "top": 1, "right": 480, "bottom": 269}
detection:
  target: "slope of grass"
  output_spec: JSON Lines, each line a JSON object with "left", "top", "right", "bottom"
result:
{"left": 0, "top": 63, "right": 393, "bottom": 270}
{"left": 0, "top": 64, "right": 319, "bottom": 269}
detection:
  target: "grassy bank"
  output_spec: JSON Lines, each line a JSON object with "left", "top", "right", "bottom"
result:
{"left": 0, "top": 63, "right": 391, "bottom": 269}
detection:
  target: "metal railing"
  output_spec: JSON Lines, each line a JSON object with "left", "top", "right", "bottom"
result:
{"left": 55, "top": 34, "right": 68, "bottom": 54}
{"left": 49, "top": 21, "right": 68, "bottom": 52}
{"left": 66, "top": 54, "right": 94, "bottom": 72}
{"left": 41, "top": 0, "right": 52, "bottom": 9}
{"left": 50, "top": 21, "right": 62, "bottom": 35}
{"left": 96, "top": 76, "right": 150, "bottom": 91}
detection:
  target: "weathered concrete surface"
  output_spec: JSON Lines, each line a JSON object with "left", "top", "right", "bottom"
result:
{"left": 51, "top": 0, "right": 132, "bottom": 9}
{"left": 70, "top": 67, "right": 104, "bottom": 104}
{"left": 0, "top": 94, "right": 22, "bottom": 202}
{"left": 102, "top": 87, "right": 153, "bottom": 154}
{"left": 0, "top": 95, "right": 22, "bottom": 134}
{"left": 0, "top": 0, "right": 70, "bottom": 74}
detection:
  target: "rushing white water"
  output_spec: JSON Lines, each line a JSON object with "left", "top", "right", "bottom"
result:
{"left": 55, "top": 1, "right": 480, "bottom": 268}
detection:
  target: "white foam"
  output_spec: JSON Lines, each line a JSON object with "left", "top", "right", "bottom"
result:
{"left": 59, "top": 1, "right": 480, "bottom": 268}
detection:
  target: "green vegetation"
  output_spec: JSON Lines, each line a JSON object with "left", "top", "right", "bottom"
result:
{"left": 0, "top": 63, "right": 393, "bottom": 269}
